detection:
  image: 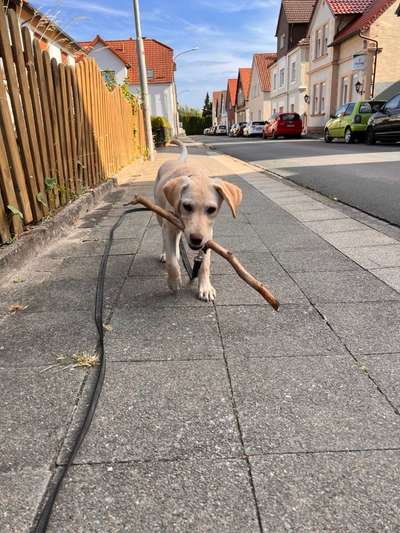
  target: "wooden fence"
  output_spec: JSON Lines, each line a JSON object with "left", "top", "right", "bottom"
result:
{"left": 0, "top": 8, "right": 146, "bottom": 244}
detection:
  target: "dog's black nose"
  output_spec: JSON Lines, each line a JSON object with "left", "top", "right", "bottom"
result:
{"left": 189, "top": 234, "right": 203, "bottom": 247}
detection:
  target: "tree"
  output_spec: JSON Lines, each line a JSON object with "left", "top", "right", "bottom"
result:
{"left": 202, "top": 92, "right": 212, "bottom": 118}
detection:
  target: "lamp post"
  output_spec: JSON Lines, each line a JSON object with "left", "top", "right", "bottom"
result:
{"left": 173, "top": 48, "right": 199, "bottom": 136}
{"left": 133, "top": 0, "right": 154, "bottom": 160}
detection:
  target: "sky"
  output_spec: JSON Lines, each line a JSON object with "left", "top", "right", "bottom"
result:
{"left": 36, "top": 0, "right": 281, "bottom": 109}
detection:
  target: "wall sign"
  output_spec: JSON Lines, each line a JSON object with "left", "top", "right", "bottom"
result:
{"left": 352, "top": 54, "right": 366, "bottom": 70}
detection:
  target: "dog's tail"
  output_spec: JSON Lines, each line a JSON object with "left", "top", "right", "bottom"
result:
{"left": 171, "top": 138, "right": 188, "bottom": 162}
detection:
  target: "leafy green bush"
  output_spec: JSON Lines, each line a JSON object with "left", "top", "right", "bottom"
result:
{"left": 151, "top": 116, "right": 172, "bottom": 146}
{"left": 181, "top": 115, "right": 211, "bottom": 135}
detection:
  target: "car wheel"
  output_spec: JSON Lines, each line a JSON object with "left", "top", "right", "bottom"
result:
{"left": 366, "top": 127, "right": 376, "bottom": 145}
{"left": 344, "top": 127, "right": 354, "bottom": 144}
{"left": 324, "top": 129, "right": 332, "bottom": 143}
{"left": 272, "top": 130, "right": 278, "bottom": 139}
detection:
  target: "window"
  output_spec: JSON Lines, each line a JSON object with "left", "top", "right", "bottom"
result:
{"left": 320, "top": 82, "right": 326, "bottom": 114}
{"left": 146, "top": 68, "right": 154, "bottom": 79}
{"left": 335, "top": 104, "right": 348, "bottom": 117}
{"left": 102, "top": 70, "right": 116, "bottom": 85}
{"left": 280, "top": 34, "right": 286, "bottom": 50}
{"left": 279, "top": 68, "right": 285, "bottom": 88}
{"left": 291, "top": 61, "right": 296, "bottom": 83}
{"left": 273, "top": 73, "right": 277, "bottom": 90}
{"left": 290, "top": 103, "right": 295, "bottom": 112}
{"left": 258, "top": 110, "right": 262, "bottom": 120}
{"left": 312, "top": 84, "right": 319, "bottom": 115}
{"left": 385, "top": 94, "right": 400, "bottom": 110}
{"left": 315, "top": 29, "right": 321, "bottom": 59}
{"left": 344, "top": 103, "right": 355, "bottom": 115}
{"left": 341, "top": 76, "right": 350, "bottom": 105}
{"left": 322, "top": 24, "right": 329, "bottom": 55}
{"left": 360, "top": 102, "right": 372, "bottom": 113}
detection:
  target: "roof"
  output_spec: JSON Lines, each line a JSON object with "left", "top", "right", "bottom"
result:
{"left": 238, "top": 67, "right": 252, "bottom": 100}
{"left": 326, "top": 0, "right": 374, "bottom": 15}
{"left": 80, "top": 36, "right": 174, "bottom": 84}
{"left": 333, "top": 0, "right": 397, "bottom": 43}
{"left": 253, "top": 53, "right": 277, "bottom": 92}
{"left": 80, "top": 35, "right": 131, "bottom": 67}
{"left": 212, "top": 91, "right": 223, "bottom": 110}
{"left": 226, "top": 78, "right": 238, "bottom": 107}
{"left": 375, "top": 80, "right": 400, "bottom": 101}
{"left": 282, "top": 0, "right": 317, "bottom": 23}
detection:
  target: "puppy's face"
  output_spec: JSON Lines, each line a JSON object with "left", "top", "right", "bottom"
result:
{"left": 163, "top": 175, "right": 242, "bottom": 250}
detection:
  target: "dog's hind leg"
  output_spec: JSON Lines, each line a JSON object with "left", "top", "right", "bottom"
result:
{"left": 164, "top": 223, "right": 182, "bottom": 292}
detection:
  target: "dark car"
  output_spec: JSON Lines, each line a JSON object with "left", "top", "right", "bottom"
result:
{"left": 366, "top": 93, "right": 400, "bottom": 144}
{"left": 263, "top": 112, "right": 302, "bottom": 139}
{"left": 235, "top": 122, "right": 247, "bottom": 137}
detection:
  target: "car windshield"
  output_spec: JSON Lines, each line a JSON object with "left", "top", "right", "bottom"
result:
{"left": 280, "top": 113, "right": 299, "bottom": 121}
{"left": 219, "top": 125, "right": 226, "bottom": 128}
{"left": 252, "top": 121, "right": 265, "bottom": 126}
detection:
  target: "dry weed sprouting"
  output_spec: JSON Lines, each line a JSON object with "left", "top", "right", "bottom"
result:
{"left": 41, "top": 352, "right": 100, "bottom": 373}
{"left": 8, "top": 303, "right": 29, "bottom": 314}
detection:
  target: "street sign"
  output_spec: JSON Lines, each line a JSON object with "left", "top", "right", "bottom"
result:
{"left": 352, "top": 54, "right": 366, "bottom": 70}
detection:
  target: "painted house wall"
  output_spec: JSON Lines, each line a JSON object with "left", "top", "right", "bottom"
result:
{"left": 270, "top": 55, "right": 288, "bottom": 115}
{"left": 27, "top": 27, "right": 76, "bottom": 65}
{"left": 287, "top": 44, "right": 309, "bottom": 118}
{"left": 248, "top": 63, "right": 272, "bottom": 121}
{"left": 129, "top": 83, "right": 177, "bottom": 132}
{"left": 88, "top": 43, "right": 128, "bottom": 84}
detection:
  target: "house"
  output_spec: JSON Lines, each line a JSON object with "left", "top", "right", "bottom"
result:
{"left": 235, "top": 68, "right": 252, "bottom": 123}
{"left": 7, "top": 0, "right": 82, "bottom": 64}
{"left": 248, "top": 53, "right": 277, "bottom": 122}
{"left": 80, "top": 35, "right": 178, "bottom": 134}
{"left": 226, "top": 78, "right": 238, "bottom": 127}
{"left": 212, "top": 91, "right": 223, "bottom": 125}
{"left": 269, "top": 0, "right": 316, "bottom": 118}
{"left": 218, "top": 90, "right": 228, "bottom": 127}
{"left": 307, "top": 0, "right": 400, "bottom": 133}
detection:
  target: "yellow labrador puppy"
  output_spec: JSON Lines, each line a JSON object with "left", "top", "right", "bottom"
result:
{"left": 154, "top": 140, "right": 242, "bottom": 302}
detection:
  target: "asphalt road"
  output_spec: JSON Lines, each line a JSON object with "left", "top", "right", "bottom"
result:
{"left": 196, "top": 135, "right": 400, "bottom": 227}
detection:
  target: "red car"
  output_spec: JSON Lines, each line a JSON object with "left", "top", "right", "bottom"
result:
{"left": 263, "top": 112, "right": 303, "bottom": 139}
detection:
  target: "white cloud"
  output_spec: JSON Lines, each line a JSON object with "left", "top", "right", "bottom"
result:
{"left": 38, "top": 0, "right": 129, "bottom": 17}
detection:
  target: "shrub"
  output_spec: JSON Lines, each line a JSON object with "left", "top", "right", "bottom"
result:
{"left": 151, "top": 116, "right": 172, "bottom": 146}
{"left": 181, "top": 115, "right": 211, "bottom": 135}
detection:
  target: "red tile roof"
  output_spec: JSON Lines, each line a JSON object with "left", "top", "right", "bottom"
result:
{"left": 282, "top": 0, "right": 317, "bottom": 23}
{"left": 253, "top": 53, "right": 277, "bottom": 92}
{"left": 238, "top": 67, "right": 252, "bottom": 100}
{"left": 333, "top": 0, "right": 396, "bottom": 43}
{"left": 213, "top": 90, "right": 223, "bottom": 110}
{"left": 326, "top": 0, "right": 373, "bottom": 15}
{"left": 79, "top": 35, "right": 174, "bottom": 84}
{"left": 226, "top": 79, "right": 238, "bottom": 107}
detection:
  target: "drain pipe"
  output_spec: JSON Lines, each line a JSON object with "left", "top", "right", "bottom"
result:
{"left": 359, "top": 31, "right": 378, "bottom": 99}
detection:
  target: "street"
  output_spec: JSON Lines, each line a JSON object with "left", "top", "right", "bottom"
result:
{"left": 197, "top": 135, "right": 400, "bottom": 227}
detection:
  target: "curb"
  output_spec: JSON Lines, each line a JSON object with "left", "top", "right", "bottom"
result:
{"left": 0, "top": 179, "right": 116, "bottom": 276}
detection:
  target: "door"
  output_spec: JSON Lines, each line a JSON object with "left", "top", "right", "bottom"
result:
{"left": 337, "top": 103, "right": 355, "bottom": 138}
{"left": 329, "top": 104, "right": 347, "bottom": 137}
{"left": 375, "top": 95, "right": 400, "bottom": 138}
{"left": 386, "top": 95, "right": 400, "bottom": 137}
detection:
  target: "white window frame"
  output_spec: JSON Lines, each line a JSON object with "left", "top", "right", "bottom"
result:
{"left": 290, "top": 61, "right": 296, "bottom": 83}
{"left": 279, "top": 68, "right": 285, "bottom": 88}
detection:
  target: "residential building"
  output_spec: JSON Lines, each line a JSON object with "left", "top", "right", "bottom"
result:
{"left": 235, "top": 68, "right": 252, "bottom": 123}
{"left": 248, "top": 53, "right": 277, "bottom": 122}
{"left": 8, "top": 0, "right": 82, "bottom": 64}
{"left": 212, "top": 91, "right": 223, "bottom": 124}
{"left": 307, "top": 0, "right": 400, "bottom": 133}
{"left": 269, "top": 0, "right": 316, "bottom": 119}
{"left": 81, "top": 35, "right": 179, "bottom": 134}
{"left": 226, "top": 78, "right": 238, "bottom": 127}
{"left": 218, "top": 90, "right": 228, "bottom": 127}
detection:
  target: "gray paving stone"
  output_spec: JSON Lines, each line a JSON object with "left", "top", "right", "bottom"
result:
{"left": 0, "top": 368, "right": 83, "bottom": 469}
{"left": 0, "top": 310, "right": 97, "bottom": 367}
{"left": 49, "top": 460, "right": 259, "bottom": 533}
{"left": 45, "top": 238, "right": 140, "bottom": 257}
{"left": 318, "top": 302, "right": 400, "bottom": 355}
{"left": 74, "top": 361, "right": 241, "bottom": 463}
{"left": 213, "top": 273, "right": 307, "bottom": 305}
{"left": 251, "top": 451, "right": 400, "bottom": 533}
{"left": 274, "top": 247, "right": 360, "bottom": 273}
{"left": 372, "top": 267, "right": 400, "bottom": 292}
{"left": 129, "top": 254, "right": 168, "bottom": 277}
{"left": 117, "top": 277, "right": 212, "bottom": 307}
{"left": 343, "top": 244, "right": 400, "bottom": 269}
{"left": 106, "top": 306, "right": 222, "bottom": 361}
{"left": 304, "top": 218, "right": 369, "bottom": 234}
{"left": 213, "top": 221, "right": 256, "bottom": 237}
{"left": 360, "top": 354, "right": 400, "bottom": 411}
{"left": 324, "top": 230, "right": 397, "bottom": 249}
{"left": 211, "top": 251, "right": 286, "bottom": 276}
{"left": 217, "top": 305, "right": 346, "bottom": 357}
{"left": 292, "top": 208, "right": 348, "bottom": 222}
{"left": 229, "top": 356, "right": 400, "bottom": 454}
{"left": 213, "top": 233, "right": 268, "bottom": 252}
{"left": 258, "top": 227, "right": 331, "bottom": 252}
{"left": 291, "top": 270, "right": 400, "bottom": 303}
{"left": 48, "top": 255, "right": 133, "bottom": 281}
{"left": 0, "top": 467, "right": 50, "bottom": 533}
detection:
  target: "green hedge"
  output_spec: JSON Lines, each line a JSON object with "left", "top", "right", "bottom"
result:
{"left": 181, "top": 115, "right": 212, "bottom": 135}
{"left": 151, "top": 116, "right": 172, "bottom": 146}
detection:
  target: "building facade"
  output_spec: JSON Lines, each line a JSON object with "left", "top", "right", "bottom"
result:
{"left": 226, "top": 79, "right": 238, "bottom": 127}
{"left": 248, "top": 53, "right": 277, "bottom": 121}
{"left": 235, "top": 68, "right": 252, "bottom": 123}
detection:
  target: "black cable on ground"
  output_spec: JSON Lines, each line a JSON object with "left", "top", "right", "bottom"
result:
{"left": 33, "top": 207, "right": 197, "bottom": 532}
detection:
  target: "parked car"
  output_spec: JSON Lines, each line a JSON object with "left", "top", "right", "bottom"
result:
{"left": 263, "top": 113, "right": 302, "bottom": 139}
{"left": 366, "top": 94, "right": 400, "bottom": 144}
{"left": 235, "top": 122, "right": 247, "bottom": 137}
{"left": 203, "top": 127, "right": 210, "bottom": 135}
{"left": 208, "top": 125, "right": 217, "bottom": 135}
{"left": 229, "top": 123, "right": 238, "bottom": 136}
{"left": 243, "top": 121, "right": 265, "bottom": 137}
{"left": 324, "top": 100, "right": 385, "bottom": 144}
{"left": 215, "top": 124, "right": 227, "bottom": 136}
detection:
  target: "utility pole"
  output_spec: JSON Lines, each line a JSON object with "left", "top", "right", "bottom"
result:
{"left": 133, "top": 0, "right": 154, "bottom": 160}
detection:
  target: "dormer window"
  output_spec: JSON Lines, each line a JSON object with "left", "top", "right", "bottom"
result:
{"left": 147, "top": 68, "right": 154, "bottom": 79}
{"left": 279, "top": 34, "right": 286, "bottom": 50}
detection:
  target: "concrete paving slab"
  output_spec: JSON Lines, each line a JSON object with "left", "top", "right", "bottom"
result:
{"left": 304, "top": 218, "right": 369, "bottom": 234}
{"left": 213, "top": 273, "right": 307, "bottom": 305}
{"left": 229, "top": 356, "right": 400, "bottom": 454}
{"left": 74, "top": 361, "right": 241, "bottom": 463}
{"left": 0, "top": 310, "right": 97, "bottom": 367}
{"left": 216, "top": 305, "right": 346, "bottom": 357}
{"left": 49, "top": 460, "right": 259, "bottom": 533}
{"left": 251, "top": 451, "right": 400, "bottom": 533}
{"left": 0, "top": 368, "right": 83, "bottom": 468}
{"left": 258, "top": 228, "right": 331, "bottom": 252}
{"left": 48, "top": 255, "right": 133, "bottom": 281}
{"left": 318, "top": 302, "right": 400, "bottom": 355}
{"left": 106, "top": 306, "right": 222, "bottom": 361}
{"left": 212, "top": 233, "right": 269, "bottom": 253}
{"left": 211, "top": 251, "right": 286, "bottom": 276}
{"left": 343, "top": 244, "right": 400, "bottom": 269}
{"left": 371, "top": 267, "right": 400, "bottom": 292}
{"left": 45, "top": 238, "right": 141, "bottom": 257}
{"left": 360, "top": 354, "right": 400, "bottom": 411}
{"left": 291, "top": 270, "right": 400, "bottom": 303}
{"left": 274, "top": 247, "right": 361, "bottom": 273}
{"left": 324, "top": 230, "right": 397, "bottom": 249}
{"left": 128, "top": 254, "right": 168, "bottom": 277}
{"left": 0, "top": 467, "right": 50, "bottom": 533}
{"left": 293, "top": 209, "right": 348, "bottom": 222}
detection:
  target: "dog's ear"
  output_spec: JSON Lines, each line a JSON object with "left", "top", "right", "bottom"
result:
{"left": 213, "top": 179, "right": 243, "bottom": 218}
{"left": 163, "top": 177, "right": 189, "bottom": 210}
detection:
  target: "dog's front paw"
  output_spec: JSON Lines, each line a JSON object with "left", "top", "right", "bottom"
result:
{"left": 198, "top": 281, "right": 216, "bottom": 302}
{"left": 168, "top": 274, "right": 182, "bottom": 293}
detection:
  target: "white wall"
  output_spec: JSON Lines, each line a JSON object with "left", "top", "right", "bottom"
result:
{"left": 129, "top": 83, "right": 177, "bottom": 134}
{"left": 248, "top": 63, "right": 272, "bottom": 121}
{"left": 88, "top": 43, "right": 127, "bottom": 84}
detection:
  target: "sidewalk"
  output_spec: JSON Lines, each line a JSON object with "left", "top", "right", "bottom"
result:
{"left": 2, "top": 139, "right": 400, "bottom": 532}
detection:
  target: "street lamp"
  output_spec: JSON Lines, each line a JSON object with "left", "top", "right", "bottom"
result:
{"left": 174, "top": 47, "right": 199, "bottom": 61}
{"left": 355, "top": 80, "right": 365, "bottom": 95}
{"left": 304, "top": 94, "right": 310, "bottom": 104}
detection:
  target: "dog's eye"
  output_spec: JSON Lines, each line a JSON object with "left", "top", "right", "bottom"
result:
{"left": 182, "top": 203, "right": 193, "bottom": 212}
{"left": 206, "top": 206, "right": 217, "bottom": 215}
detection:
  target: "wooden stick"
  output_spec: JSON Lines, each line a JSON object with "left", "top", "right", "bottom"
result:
{"left": 128, "top": 194, "right": 280, "bottom": 311}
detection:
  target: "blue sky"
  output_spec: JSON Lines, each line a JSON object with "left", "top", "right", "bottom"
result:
{"left": 37, "top": 0, "right": 281, "bottom": 109}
